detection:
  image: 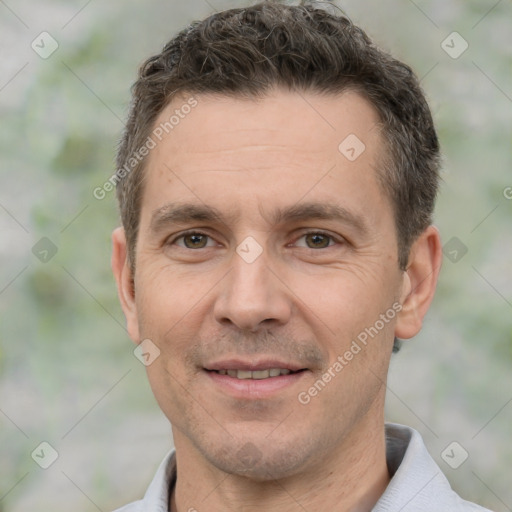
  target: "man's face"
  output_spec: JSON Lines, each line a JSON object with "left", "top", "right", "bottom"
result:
{"left": 121, "top": 89, "right": 410, "bottom": 479}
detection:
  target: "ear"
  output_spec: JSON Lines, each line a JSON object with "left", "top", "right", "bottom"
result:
{"left": 111, "top": 227, "right": 140, "bottom": 343}
{"left": 395, "top": 225, "right": 443, "bottom": 340}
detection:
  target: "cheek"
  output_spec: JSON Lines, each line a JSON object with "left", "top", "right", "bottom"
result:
{"left": 135, "top": 263, "right": 200, "bottom": 327}
{"left": 292, "top": 264, "right": 395, "bottom": 334}
{"left": 134, "top": 242, "right": 401, "bottom": 351}
{"left": 134, "top": 266, "right": 211, "bottom": 373}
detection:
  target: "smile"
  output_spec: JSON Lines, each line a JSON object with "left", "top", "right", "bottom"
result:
{"left": 204, "top": 368, "right": 309, "bottom": 399}
{"left": 212, "top": 368, "right": 301, "bottom": 379}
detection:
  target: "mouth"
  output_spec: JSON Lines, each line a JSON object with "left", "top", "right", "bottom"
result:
{"left": 206, "top": 368, "right": 306, "bottom": 380}
{"left": 203, "top": 360, "right": 309, "bottom": 398}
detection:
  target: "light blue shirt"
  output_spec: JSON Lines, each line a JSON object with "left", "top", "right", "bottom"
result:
{"left": 112, "top": 423, "right": 493, "bottom": 511}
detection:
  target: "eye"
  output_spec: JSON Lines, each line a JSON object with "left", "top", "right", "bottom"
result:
{"left": 168, "top": 230, "right": 342, "bottom": 251}
{"left": 294, "top": 231, "right": 340, "bottom": 249}
{"left": 170, "top": 231, "right": 216, "bottom": 249}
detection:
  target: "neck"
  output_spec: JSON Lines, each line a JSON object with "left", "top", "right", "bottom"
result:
{"left": 169, "top": 413, "right": 390, "bottom": 512}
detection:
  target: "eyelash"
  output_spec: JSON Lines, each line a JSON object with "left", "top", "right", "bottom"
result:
{"left": 167, "top": 230, "right": 343, "bottom": 249}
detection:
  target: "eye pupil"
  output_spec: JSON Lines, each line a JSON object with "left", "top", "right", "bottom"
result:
{"left": 184, "top": 234, "right": 207, "bottom": 248}
{"left": 306, "top": 233, "right": 330, "bottom": 249}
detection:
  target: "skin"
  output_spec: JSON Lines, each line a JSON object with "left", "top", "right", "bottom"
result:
{"left": 112, "top": 88, "right": 442, "bottom": 512}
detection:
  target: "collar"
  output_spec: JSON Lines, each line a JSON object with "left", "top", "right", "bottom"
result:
{"left": 135, "top": 423, "right": 490, "bottom": 512}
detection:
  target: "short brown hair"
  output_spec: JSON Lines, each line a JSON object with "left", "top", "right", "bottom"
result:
{"left": 115, "top": 0, "right": 440, "bottom": 273}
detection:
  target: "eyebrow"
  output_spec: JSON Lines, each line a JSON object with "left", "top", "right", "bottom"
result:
{"left": 149, "top": 201, "right": 369, "bottom": 235}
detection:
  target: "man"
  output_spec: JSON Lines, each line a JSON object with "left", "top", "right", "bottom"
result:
{"left": 110, "top": 1, "right": 493, "bottom": 511}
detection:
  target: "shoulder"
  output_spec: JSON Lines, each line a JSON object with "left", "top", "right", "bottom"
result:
{"left": 378, "top": 423, "right": 495, "bottom": 512}
{"left": 111, "top": 501, "right": 143, "bottom": 512}
{"left": 455, "top": 497, "right": 495, "bottom": 512}
{"left": 109, "top": 449, "right": 176, "bottom": 512}
{"left": 447, "top": 492, "right": 495, "bottom": 512}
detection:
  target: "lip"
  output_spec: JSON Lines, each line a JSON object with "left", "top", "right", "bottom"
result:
{"left": 204, "top": 358, "right": 307, "bottom": 372}
{"left": 204, "top": 367, "right": 309, "bottom": 400}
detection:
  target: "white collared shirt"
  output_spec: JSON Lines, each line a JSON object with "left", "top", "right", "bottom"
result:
{"left": 112, "top": 423, "right": 493, "bottom": 511}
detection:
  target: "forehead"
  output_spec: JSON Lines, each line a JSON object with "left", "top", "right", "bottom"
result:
{"left": 139, "top": 88, "right": 391, "bottom": 231}
{"left": 151, "top": 88, "right": 383, "bottom": 162}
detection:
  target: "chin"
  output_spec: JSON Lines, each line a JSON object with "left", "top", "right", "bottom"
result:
{"left": 201, "top": 434, "right": 317, "bottom": 482}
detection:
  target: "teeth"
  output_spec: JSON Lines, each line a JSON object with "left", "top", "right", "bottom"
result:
{"left": 216, "top": 368, "right": 296, "bottom": 379}
{"left": 252, "top": 370, "right": 269, "bottom": 379}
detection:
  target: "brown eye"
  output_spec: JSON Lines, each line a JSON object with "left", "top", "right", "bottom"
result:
{"left": 183, "top": 233, "right": 208, "bottom": 248}
{"left": 295, "top": 231, "right": 338, "bottom": 249}
{"left": 171, "top": 232, "right": 213, "bottom": 249}
{"left": 304, "top": 233, "right": 331, "bottom": 249}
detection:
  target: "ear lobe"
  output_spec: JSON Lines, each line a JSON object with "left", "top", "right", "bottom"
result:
{"left": 395, "top": 225, "right": 443, "bottom": 340}
{"left": 111, "top": 227, "right": 140, "bottom": 343}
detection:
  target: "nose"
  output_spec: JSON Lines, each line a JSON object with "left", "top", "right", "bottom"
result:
{"left": 213, "top": 246, "right": 292, "bottom": 332}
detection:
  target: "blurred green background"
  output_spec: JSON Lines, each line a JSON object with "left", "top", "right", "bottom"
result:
{"left": 0, "top": 0, "right": 510, "bottom": 510}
